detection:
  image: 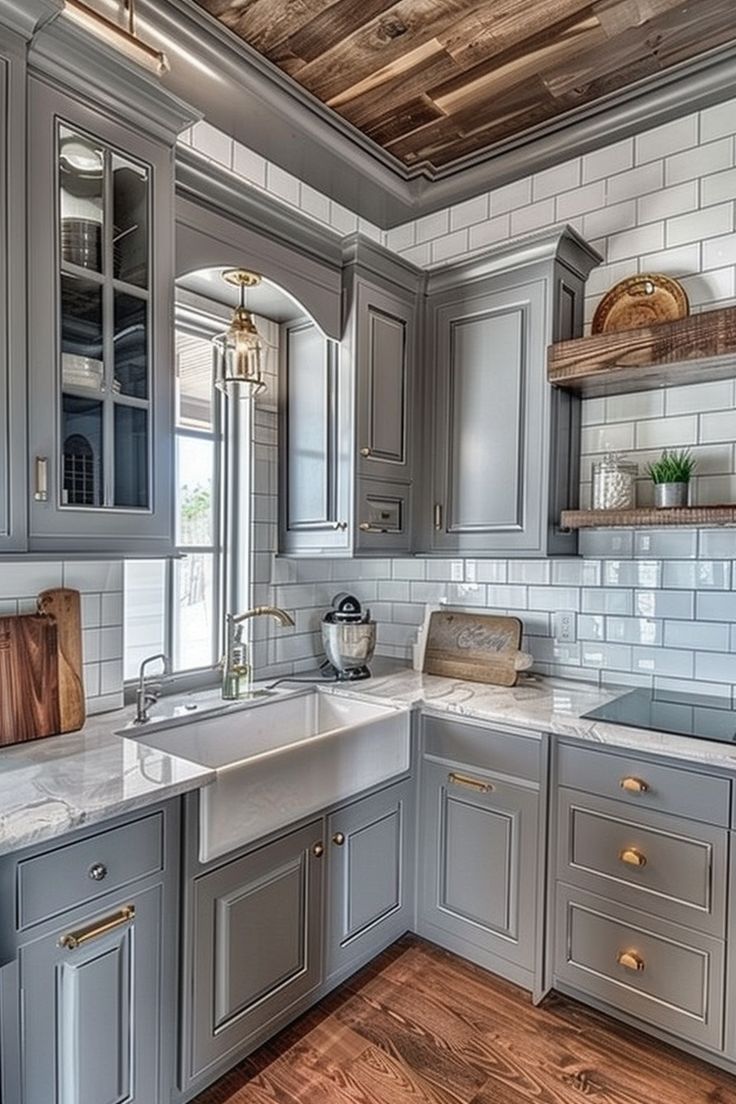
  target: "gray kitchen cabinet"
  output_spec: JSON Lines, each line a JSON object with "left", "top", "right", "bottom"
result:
{"left": 0, "top": 25, "right": 27, "bottom": 552}
{"left": 0, "top": 801, "right": 178, "bottom": 1104}
{"left": 186, "top": 818, "right": 325, "bottom": 1085}
{"left": 421, "top": 226, "right": 600, "bottom": 556}
{"left": 326, "top": 777, "right": 414, "bottom": 982}
{"left": 25, "top": 23, "right": 197, "bottom": 556}
{"left": 280, "top": 236, "right": 422, "bottom": 556}
{"left": 418, "top": 736, "right": 540, "bottom": 989}
{"left": 279, "top": 319, "right": 351, "bottom": 554}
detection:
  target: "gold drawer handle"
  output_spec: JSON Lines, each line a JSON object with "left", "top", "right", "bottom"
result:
{"left": 59, "top": 905, "right": 134, "bottom": 950}
{"left": 620, "top": 776, "right": 649, "bottom": 794}
{"left": 617, "top": 949, "right": 645, "bottom": 973}
{"left": 619, "top": 847, "right": 647, "bottom": 868}
{"left": 448, "top": 772, "right": 494, "bottom": 794}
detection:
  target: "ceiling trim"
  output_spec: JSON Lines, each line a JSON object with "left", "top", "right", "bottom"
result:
{"left": 36, "top": 1, "right": 736, "bottom": 227}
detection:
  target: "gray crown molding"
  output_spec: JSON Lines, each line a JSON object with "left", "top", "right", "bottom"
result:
{"left": 28, "top": 10, "right": 200, "bottom": 144}
{"left": 176, "top": 145, "right": 344, "bottom": 271}
{"left": 426, "top": 225, "right": 603, "bottom": 295}
{"left": 133, "top": 0, "right": 736, "bottom": 228}
{"left": 341, "top": 233, "right": 424, "bottom": 298}
{"left": 0, "top": 0, "right": 61, "bottom": 41}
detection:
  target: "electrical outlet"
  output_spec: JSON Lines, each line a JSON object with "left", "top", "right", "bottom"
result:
{"left": 554, "top": 610, "right": 577, "bottom": 644}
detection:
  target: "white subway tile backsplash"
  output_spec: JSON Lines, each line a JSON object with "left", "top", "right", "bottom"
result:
{"left": 634, "top": 530, "right": 698, "bottom": 559}
{"left": 608, "top": 617, "right": 662, "bottom": 646}
{"left": 697, "top": 592, "right": 736, "bottom": 621}
{"left": 666, "top": 204, "right": 733, "bottom": 248}
{"left": 450, "top": 194, "right": 489, "bottom": 230}
{"left": 703, "top": 233, "right": 736, "bottom": 269}
{"left": 490, "top": 178, "right": 532, "bottom": 215}
{"left": 701, "top": 101, "right": 736, "bottom": 142}
{"left": 607, "top": 161, "right": 664, "bottom": 204}
{"left": 579, "top": 530, "right": 634, "bottom": 558}
{"left": 582, "top": 138, "right": 634, "bottom": 183}
{"left": 583, "top": 201, "right": 636, "bottom": 241}
{"left": 63, "top": 562, "right": 123, "bottom": 592}
{"left": 635, "top": 114, "right": 698, "bottom": 164}
{"left": 662, "top": 560, "right": 731, "bottom": 589}
{"left": 581, "top": 422, "right": 635, "bottom": 454}
{"left": 635, "top": 414, "right": 698, "bottom": 449}
{"left": 698, "top": 530, "right": 736, "bottom": 558}
{"left": 694, "top": 651, "right": 736, "bottom": 684}
{"left": 469, "top": 214, "right": 511, "bottom": 251}
{"left": 581, "top": 642, "right": 632, "bottom": 670}
{"left": 555, "top": 180, "right": 606, "bottom": 220}
{"left": 582, "top": 588, "right": 633, "bottom": 615}
{"left": 635, "top": 589, "right": 694, "bottom": 618}
{"left": 609, "top": 221, "right": 664, "bottom": 262}
{"left": 700, "top": 409, "right": 736, "bottom": 444}
{"left": 605, "top": 560, "right": 661, "bottom": 587}
{"left": 633, "top": 646, "right": 693, "bottom": 677}
{"left": 432, "top": 228, "right": 469, "bottom": 264}
{"left": 415, "top": 209, "right": 450, "bottom": 243}
{"left": 664, "top": 619, "right": 730, "bottom": 652}
{"left": 0, "top": 562, "right": 62, "bottom": 599}
{"left": 638, "top": 181, "right": 698, "bottom": 225}
{"left": 666, "top": 138, "right": 732, "bottom": 185}
{"left": 605, "top": 391, "right": 664, "bottom": 422}
{"left": 533, "top": 159, "right": 580, "bottom": 200}
{"left": 640, "top": 243, "right": 700, "bottom": 278}
{"left": 510, "top": 199, "right": 555, "bottom": 236}
{"left": 508, "top": 560, "right": 551, "bottom": 584}
{"left": 232, "top": 142, "right": 267, "bottom": 187}
{"left": 665, "top": 379, "right": 734, "bottom": 415}
{"left": 527, "top": 586, "right": 580, "bottom": 611}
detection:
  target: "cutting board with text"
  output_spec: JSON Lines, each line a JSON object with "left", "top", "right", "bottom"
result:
{"left": 0, "top": 588, "right": 85, "bottom": 746}
{"left": 423, "top": 611, "right": 533, "bottom": 687}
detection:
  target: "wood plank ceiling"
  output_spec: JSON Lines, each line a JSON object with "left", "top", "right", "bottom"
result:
{"left": 195, "top": 0, "right": 736, "bottom": 171}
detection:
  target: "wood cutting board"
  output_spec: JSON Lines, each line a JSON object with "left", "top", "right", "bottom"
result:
{"left": 423, "top": 611, "right": 533, "bottom": 687}
{"left": 0, "top": 587, "right": 86, "bottom": 747}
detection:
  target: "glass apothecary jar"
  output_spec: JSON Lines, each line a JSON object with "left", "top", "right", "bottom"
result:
{"left": 592, "top": 453, "right": 637, "bottom": 511}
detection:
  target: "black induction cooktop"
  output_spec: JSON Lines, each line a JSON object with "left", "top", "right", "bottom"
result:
{"left": 583, "top": 687, "right": 736, "bottom": 744}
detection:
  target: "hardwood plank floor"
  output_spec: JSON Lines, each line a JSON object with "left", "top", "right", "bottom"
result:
{"left": 192, "top": 936, "right": 736, "bottom": 1104}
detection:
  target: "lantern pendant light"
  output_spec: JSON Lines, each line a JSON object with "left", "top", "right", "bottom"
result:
{"left": 214, "top": 269, "right": 266, "bottom": 397}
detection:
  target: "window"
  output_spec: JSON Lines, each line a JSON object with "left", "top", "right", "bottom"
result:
{"left": 124, "top": 325, "right": 223, "bottom": 679}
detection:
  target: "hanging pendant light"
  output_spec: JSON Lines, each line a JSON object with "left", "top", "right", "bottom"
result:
{"left": 214, "top": 269, "right": 266, "bottom": 398}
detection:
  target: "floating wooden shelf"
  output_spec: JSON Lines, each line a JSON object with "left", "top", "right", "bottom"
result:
{"left": 561, "top": 505, "right": 736, "bottom": 529}
{"left": 548, "top": 305, "right": 736, "bottom": 397}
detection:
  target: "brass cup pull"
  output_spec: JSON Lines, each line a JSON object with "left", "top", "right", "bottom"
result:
{"left": 617, "top": 950, "right": 645, "bottom": 973}
{"left": 312, "top": 842, "right": 325, "bottom": 858}
{"left": 333, "top": 832, "right": 345, "bottom": 846}
{"left": 620, "top": 776, "right": 649, "bottom": 794}
{"left": 59, "top": 905, "right": 134, "bottom": 950}
{"left": 448, "top": 772, "right": 494, "bottom": 794}
{"left": 360, "top": 447, "right": 371, "bottom": 457}
{"left": 619, "top": 847, "right": 647, "bottom": 868}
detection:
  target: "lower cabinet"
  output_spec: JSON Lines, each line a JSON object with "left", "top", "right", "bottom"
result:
{"left": 417, "top": 740, "right": 540, "bottom": 987}
{"left": 18, "top": 886, "right": 162, "bottom": 1104}
{"left": 188, "top": 819, "right": 325, "bottom": 1082}
{"left": 326, "top": 778, "right": 414, "bottom": 981}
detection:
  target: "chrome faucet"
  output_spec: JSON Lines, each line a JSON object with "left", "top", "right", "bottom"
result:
{"left": 134, "top": 653, "right": 170, "bottom": 724}
{"left": 222, "top": 606, "right": 295, "bottom": 700}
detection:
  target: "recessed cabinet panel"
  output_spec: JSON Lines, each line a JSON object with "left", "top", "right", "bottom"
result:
{"left": 365, "top": 308, "right": 406, "bottom": 464}
{"left": 189, "top": 820, "right": 323, "bottom": 1079}
{"left": 442, "top": 796, "right": 514, "bottom": 933}
{"left": 355, "top": 479, "right": 411, "bottom": 554}
{"left": 448, "top": 307, "right": 524, "bottom": 532}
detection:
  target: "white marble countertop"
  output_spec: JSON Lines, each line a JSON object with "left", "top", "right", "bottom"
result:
{"left": 3, "top": 666, "right": 736, "bottom": 858}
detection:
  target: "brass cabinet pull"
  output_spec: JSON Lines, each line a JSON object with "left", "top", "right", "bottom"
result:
{"left": 619, "top": 847, "right": 647, "bottom": 868}
{"left": 34, "top": 457, "right": 49, "bottom": 502}
{"left": 332, "top": 832, "right": 345, "bottom": 846}
{"left": 312, "top": 842, "right": 325, "bottom": 858}
{"left": 617, "top": 949, "right": 645, "bottom": 973}
{"left": 359, "top": 523, "right": 388, "bottom": 533}
{"left": 448, "top": 772, "right": 494, "bottom": 794}
{"left": 433, "top": 503, "right": 443, "bottom": 531}
{"left": 359, "top": 447, "right": 371, "bottom": 457}
{"left": 620, "top": 776, "right": 649, "bottom": 794}
{"left": 59, "top": 905, "right": 134, "bottom": 950}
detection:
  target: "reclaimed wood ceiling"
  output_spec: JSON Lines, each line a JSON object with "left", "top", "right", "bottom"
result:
{"left": 195, "top": 0, "right": 736, "bottom": 171}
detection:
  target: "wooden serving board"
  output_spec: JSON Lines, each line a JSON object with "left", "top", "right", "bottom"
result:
{"left": 38, "top": 588, "right": 86, "bottom": 734}
{"left": 0, "top": 614, "right": 61, "bottom": 744}
{"left": 423, "top": 611, "right": 532, "bottom": 687}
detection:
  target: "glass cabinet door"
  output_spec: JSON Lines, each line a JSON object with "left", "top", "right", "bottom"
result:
{"left": 58, "top": 123, "right": 151, "bottom": 512}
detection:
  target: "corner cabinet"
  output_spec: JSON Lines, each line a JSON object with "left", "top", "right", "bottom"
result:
{"left": 279, "top": 235, "right": 422, "bottom": 556}
{"left": 420, "top": 226, "right": 600, "bottom": 556}
{"left": 24, "top": 16, "right": 198, "bottom": 556}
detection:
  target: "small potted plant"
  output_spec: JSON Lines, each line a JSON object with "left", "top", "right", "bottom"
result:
{"left": 647, "top": 449, "right": 696, "bottom": 508}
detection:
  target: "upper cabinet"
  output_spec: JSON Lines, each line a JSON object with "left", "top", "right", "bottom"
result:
{"left": 0, "top": 26, "right": 26, "bottom": 552}
{"left": 24, "top": 16, "right": 197, "bottom": 556}
{"left": 280, "top": 235, "right": 422, "bottom": 557}
{"left": 420, "top": 227, "right": 601, "bottom": 557}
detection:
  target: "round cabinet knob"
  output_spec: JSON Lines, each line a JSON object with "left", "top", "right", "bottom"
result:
{"left": 617, "top": 950, "right": 645, "bottom": 973}
{"left": 620, "top": 776, "right": 649, "bottom": 794}
{"left": 333, "top": 832, "right": 345, "bottom": 846}
{"left": 619, "top": 847, "right": 647, "bottom": 868}
{"left": 312, "top": 842, "right": 325, "bottom": 858}
{"left": 88, "top": 863, "right": 107, "bottom": 882}
{"left": 360, "top": 447, "right": 371, "bottom": 457}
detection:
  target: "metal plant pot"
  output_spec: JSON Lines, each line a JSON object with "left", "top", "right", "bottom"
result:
{"left": 654, "top": 481, "right": 689, "bottom": 508}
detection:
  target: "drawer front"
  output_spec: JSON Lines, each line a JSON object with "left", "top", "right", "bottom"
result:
{"left": 557, "top": 742, "right": 730, "bottom": 827}
{"left": 422, "top": 714, "right": 540, "bottom": 782}
{"left": 18, "top": 812, "right": 164, "bottom": 930}
{"left": 557, "top": 789, "right": 727, "bottom": 936}
{"left": 555, "top": 886, "right": 724, "bottom": 1050}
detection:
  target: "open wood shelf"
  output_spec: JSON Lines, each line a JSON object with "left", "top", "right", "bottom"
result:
{"left": 548, "top": 305, "right": 736, "bottom": 397}
{"left": 561, "top": 505, "right": 736, "bottom": 529}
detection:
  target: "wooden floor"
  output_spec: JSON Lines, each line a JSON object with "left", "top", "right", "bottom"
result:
{"left": 192, "top": 936, "right": 736, "bottom": 1104}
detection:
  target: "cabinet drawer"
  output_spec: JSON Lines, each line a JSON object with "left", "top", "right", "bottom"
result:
{"left": 17, "top": 812, "right": 163, "bottom": 929}
{"left": 557, "top": 789, "right": 727, "bottom": 936}
{"left": 555, "top": 886, "right": 724, "bottom": 1050}
{"left": 355, "top": 479, "right": 411, "bottom": 554}
{"left": 422, "top": 714, "right": 540, "bottom": 782}
{"left": 557, "top": 742, "right": 730, "bottom": 827}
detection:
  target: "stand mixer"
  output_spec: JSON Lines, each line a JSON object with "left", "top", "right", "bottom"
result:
{"left": 320, "top": 593, "right": 376, "bottom": 681}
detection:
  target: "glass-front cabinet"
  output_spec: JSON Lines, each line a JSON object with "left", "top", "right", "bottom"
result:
{"left": 28, "top": 79, "right": 176, "bottom": 555}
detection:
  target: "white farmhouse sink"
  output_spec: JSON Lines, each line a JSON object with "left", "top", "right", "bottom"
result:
{"left": 124, "top": 689, "right": 411, "bottom": 862}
